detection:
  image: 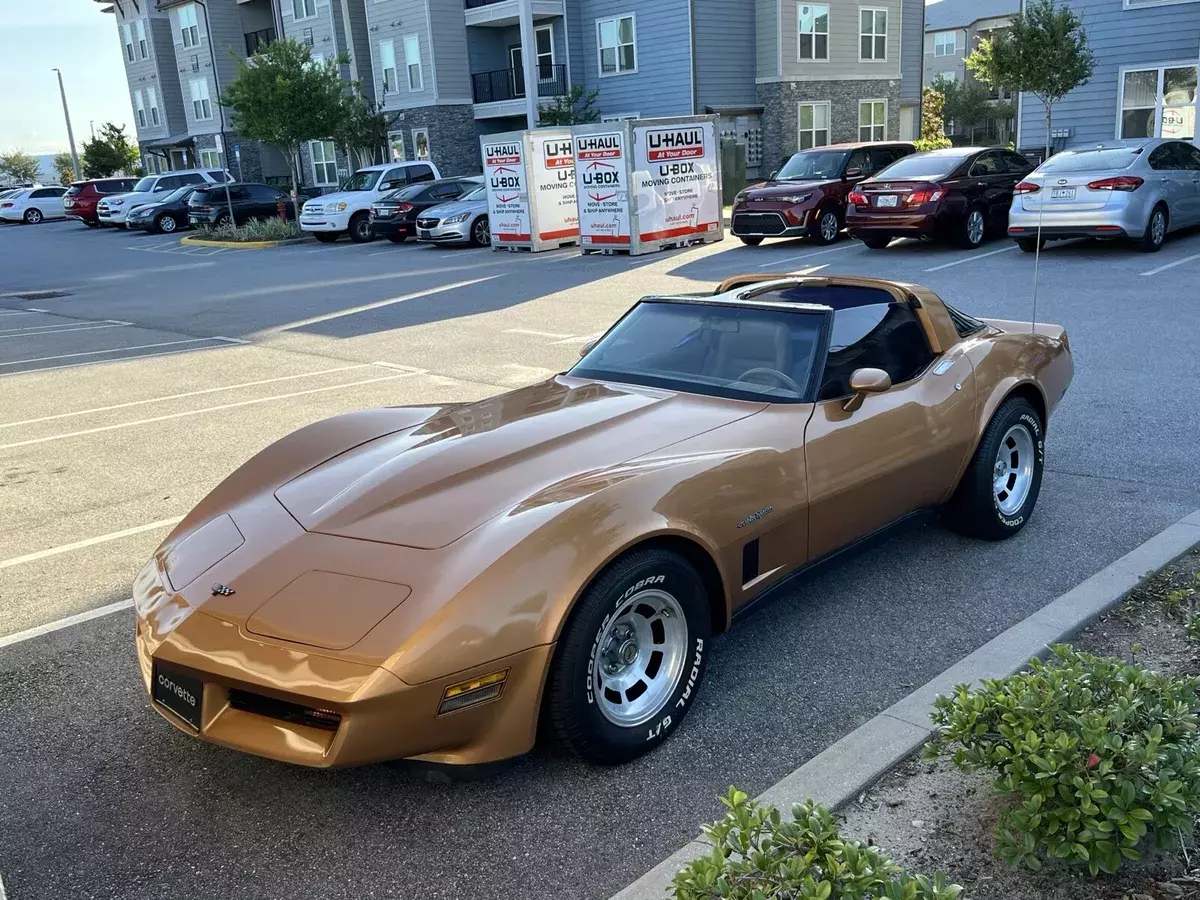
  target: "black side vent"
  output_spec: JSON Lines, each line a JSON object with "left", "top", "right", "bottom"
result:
{"left": 228, "top": 689, "right": 342, "bottom": 732}
{"left": 742, "top": 539, "right": 760, "bottom": 586}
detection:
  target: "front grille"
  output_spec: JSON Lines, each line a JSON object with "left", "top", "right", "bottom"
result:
{"left": 228, "top": 688, "right": 342, "bottom": 732}
{"left": 732, "top": 212, "right": 788, "bottom": 236}
{"left": 416, "top": 217, "right": 439, "bottom": 229}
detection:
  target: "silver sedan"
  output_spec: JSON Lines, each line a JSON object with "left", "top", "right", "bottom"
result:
{"left": 415, "top": 184, "right": 490, "bottom": 247}
{"left": 1007, "top": 138, "right": 1200, "bottom": 253}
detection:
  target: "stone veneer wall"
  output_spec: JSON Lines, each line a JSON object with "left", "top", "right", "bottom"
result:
{"left": 384, "top": 104, "right": 484, "bottom": 176}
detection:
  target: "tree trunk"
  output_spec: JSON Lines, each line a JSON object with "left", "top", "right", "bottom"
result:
{"left": 1043, "top": 99, "right": 1053, "bottom": 162}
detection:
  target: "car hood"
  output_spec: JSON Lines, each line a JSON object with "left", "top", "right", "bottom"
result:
{"left": 422, "top": 197, "right": 487, "bottom": 219}
{"left": 274, "top": 376, "right": 761, "bottom": 550}
{"left": 303, "top": 190, "right": 371, "bottom": 210}
{"left": 740, "top": 178, "right": 835, "bottom": 200}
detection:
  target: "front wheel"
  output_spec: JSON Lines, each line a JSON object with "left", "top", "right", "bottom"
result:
{"left": 469, "top": 216, "right": 491, "bottom": 247}
{"left": 1136, "top": 204, "right": 1167, "bottom": 253}
{"left": 943, "top": 396, "right": 1044, "bottom": 540}
{"left": 312, "top": 232, "right": 340, "bottom": 243}
{"left": 348, "top": 212, "right": 375, "bottom": 243}
{"left": 738, "top": 236, "right": 763, "bottom": 246}
{"left": 860, "top": 234, "right": 891, "bottom": 250}
{"left": 809, "top": 207, "right": 840, "bottom": 245}
{"left": 547, "top": 547, "right": 712, "bottom": 765}
{"left": 155, "top": 214, "right": 177, "bottom": 234}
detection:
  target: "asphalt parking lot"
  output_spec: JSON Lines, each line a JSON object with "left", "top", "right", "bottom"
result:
{"left": 2, "top": 217, "right": 1200, "bottom": 900}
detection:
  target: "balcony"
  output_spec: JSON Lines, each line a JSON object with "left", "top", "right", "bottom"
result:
{"left": 464, "top": 0, "right": 564, "bottom": 28}
{"left": 244, "top": 27, "right": 276, "bottom": 56}
{"left": 471, "top": 63, "right": 567, "bottom": 118}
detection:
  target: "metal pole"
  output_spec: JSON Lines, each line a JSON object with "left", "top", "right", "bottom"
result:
{"left": 517, "top": 0, "right": 539, "bottom": 129}
{"left": 52, "top": 69, "right": 81, "bottom": 181}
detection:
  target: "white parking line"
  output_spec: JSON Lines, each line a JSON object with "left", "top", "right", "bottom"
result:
{"left": 0, "top": 364, "right": 370, "bottom": 429}
{"left": 504, "top": 328, "right": 575, "bottom": 339}
{"left": 923, "top": 245, "right": 1016, "bottom": 272}
{"left": 0, "top": 518, "right": 183, "bottom": 571}
{"left": 91, "top": 262, "right": 218, "bottom": 281}
{"left": 0, "top": 345, "right": 219, "bottom": 379}
{"left": 0, "top": 338, "right": 217, "bottom": 369}
{"left": 755, "top": 242, "right": 860, "bottom": 269}
{"left": 279, "top": 275, "right": 501, "bottom": 330}
{"left": 0, "top": 372, "right": 416, "bottom": 451}
{"left": 0, "top": 310, "right": 39, "bottom": 318}
{"left": 0, "top": 323, "right": 127, "bottom": 340}
{"left": 1141, "top": 251, "right": 1200, "bottom": 277}
{"left": 0, "top": 598, "right": 134, "bottom": 650}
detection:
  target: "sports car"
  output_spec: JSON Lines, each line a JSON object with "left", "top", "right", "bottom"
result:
{"left": 134, "top": 274, "right": 1073, "bottom": 770}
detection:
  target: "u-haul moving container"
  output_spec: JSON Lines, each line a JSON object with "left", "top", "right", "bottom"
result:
{"left": 480, "top": 129, "right": 579, "bottom": 252}
{"left": 572, "top": 115, "right": 723, "bottom": 255}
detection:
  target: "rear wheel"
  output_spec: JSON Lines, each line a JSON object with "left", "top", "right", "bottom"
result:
{"left": 547, "top": 547, "right": 712, "bottom": 765}
{"left": 155, "top": 214, "right": 177, "bottom": 234}
{"left": 944, "top": 396, "right": 1044, "bottom": 540}
{"left": 216, "top": 213, "right": 234, "bottom": 227}
{"left": 387, "top": 233, "right": 407, "bottom": 244}
{"left": 84, "top": 219, "right": 99, "bottom": 228}
{"left": 22, "top": 208, "right": 43, "bottom": 225}
{"left": 312, "top": 232, "right": 340, "bottom": 243}
{"left": 738, "top": 236, "right": 763, "bottom": 247}
{"left": 860, "top": 234, "right": 891, "bottom": 250}
{"left": 1015, "top": 236, "right": 1044, "bottom": 253}
{"left": 469, "top": 216, "right": 491, "bottom": 247}
{"left": 957, "top": 207, "right": 986, "bottom": 249}
{"left": 809, "top": 207, "right": 840, "bottom": 245}
{"left": 348, "top": 212, "right": 374, "bottom": 243}
{"left": 1136, "top": 204, "right": 1167, "bottom": 253}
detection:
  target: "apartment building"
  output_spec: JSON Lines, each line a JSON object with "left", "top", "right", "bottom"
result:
{"left": 1015, "top": 0, "right": 1198, "bottom": 153}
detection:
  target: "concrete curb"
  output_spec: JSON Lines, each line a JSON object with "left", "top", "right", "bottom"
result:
{"left": 179, "top": 235, "right": 307, "bottom": 249}
{"left": 609, "top": 508, "right": 1200, "bottom": 900}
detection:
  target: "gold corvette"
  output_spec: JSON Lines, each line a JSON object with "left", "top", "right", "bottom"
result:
{"left": 135, "top": 274, "right": 1073, "bottom": 769}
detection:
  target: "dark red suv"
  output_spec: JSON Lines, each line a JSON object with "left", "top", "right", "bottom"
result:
{"left": 731, "top": 142, "right": 915, "bottom": 246}
{"left": 63, "top": 177, "right": 139, "bottom": 227}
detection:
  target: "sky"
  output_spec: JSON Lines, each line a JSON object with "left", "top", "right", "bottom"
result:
{"left": 0, "top": 0, "right": 135, "bottom": 156}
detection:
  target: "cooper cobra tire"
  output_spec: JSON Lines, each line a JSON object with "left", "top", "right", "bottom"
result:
{"left": 944, "top": 396, "right": 1044, "bottom": 541}
{"left": 547, "top": 547, "right": 711, "bottom": 764}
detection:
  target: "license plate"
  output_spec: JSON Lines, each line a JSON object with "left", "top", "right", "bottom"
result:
{"left": 1051, "top": 188, "right": 1076, "bottom": 200}
{"left": 152, "top": 663, "right": 203, "bottom": 729}
{"left": 419, "top": 230, "right": 432, "bottom": 239}
{"left": 875, "top": 195, "right": 899, "bottom": 208}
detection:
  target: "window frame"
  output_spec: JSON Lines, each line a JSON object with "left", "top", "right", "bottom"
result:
{"left": 797, "top": 100, "right": 832, "bottom": 150}
{"left": 199, "top": 149, "right": 221, "bottom": 168}
{"left": 818, "top": 302, "right": 935, "bottom": 401}
{"left": 596, "top": 13, "right": 638, "bottom": 77}
{"left": 797, "top": 4, "right": 830, "bottom": 62}
{"left": 292, "top": 0, "right": 317, "bottom": 22}
{"left": 123, "top": 23, "right": 135, "bottom": 61}
{"left": 403, "top": 34, "right": 423, "bottom": 91}
{"left": 859, "top": 7, "right": 888, "bottom": 62}
{"left": 932, "top": 30, "right": 956, "bottom": 57}
{"left": 147, "top": 87, "right": 160, "bottom": 126}
{"left": 858, "top": 99, "right": 887, "bottom": 142}
{"left": 134, "top": 90, "right": 147, "bottom": 128}
{"left": 178, "top": 5, "right": 199, "bottom": 48}
{"left": 534, "top": 24, "right": 555, "bottom": 76}
{"left": 1115, "top": 61, "right": 1198, "bottom": 140}
{"left": 412, "top": 128, "right": 431, "bottom": 162}
{"left": 379, "top": 39, "right": 397, "bottom": 93}
{"left": 189, "top": 78, "right": 212, "bottom": 121}
{"left": 136, "top": 19, "right": 148, "bottom": 59}
{"left": 310, "top": 140, "right": 338, "bottom": 186}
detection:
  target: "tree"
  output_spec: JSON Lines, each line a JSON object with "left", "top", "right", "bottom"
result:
{"left": 538, "top": 86, "right": 600, "bottom": 126}
{"left": 53, "top": 152, "right": 76, "bottom": 185}
{"left": 81, "top": 124, "right": 140, "bottom": 178}
{"left": 0, "top": 149, "right": 41, "bottom": 184}
{"left": 220, "top": 39, "right": 347, "bottom": 219}
{"left": 333, "top": 87, "right": 391, "bottom": 171}
{"left": 935, "top": 76, "right": 993, "bottom": 144}
{"left": 915, "top": 86, "right": 953, "bottom": 151}
{"left": 966, "top": 0, "right": 1094, "bottom": 158}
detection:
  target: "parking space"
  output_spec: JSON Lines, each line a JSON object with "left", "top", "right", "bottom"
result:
{"left": 2, "top": 218, "right": 1200, "bottom": 900}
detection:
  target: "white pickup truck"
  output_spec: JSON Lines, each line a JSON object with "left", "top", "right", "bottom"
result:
{"left": 299, "top": 160, "right": 441, "bottom": 243}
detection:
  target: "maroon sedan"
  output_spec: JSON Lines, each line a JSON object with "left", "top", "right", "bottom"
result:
{"left": 731, "top": 142, "right": 915, "bottom": 246}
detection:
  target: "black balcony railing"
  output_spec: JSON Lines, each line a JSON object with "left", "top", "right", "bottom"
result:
{"left": 464, "top": 0, "right": 508, "bottom": 8}
{"left": 471, "top": 63, "right": 567, "bottom": 104}
{"left": 245, "top": 27, "right": 276, "bottom": 56}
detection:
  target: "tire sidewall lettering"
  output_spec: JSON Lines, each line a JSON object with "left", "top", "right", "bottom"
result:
{"left": 994, "top": 408, "right": 1044, "bottom": 529}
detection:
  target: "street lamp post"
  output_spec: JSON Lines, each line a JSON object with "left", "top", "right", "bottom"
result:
{"left": 52, "top": 68, "right": 81, "bottom": 182}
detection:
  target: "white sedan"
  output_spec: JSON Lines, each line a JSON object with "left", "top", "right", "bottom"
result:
{"left": 0, "top": 187, "right": 68, "bottom": 224}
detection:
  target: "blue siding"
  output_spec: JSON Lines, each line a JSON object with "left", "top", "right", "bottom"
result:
{"left": 1019, "top": 0, "right": 1200, "bottom": 150}
{"left": 565, "top": 0, "right": 587, "bottom": 90}
{"left": 901, "top": 0, "right": 924, "bottom": 102}
{"left": 577, "top": 0, "right": 694, "bottom": 118}
{"left": 693, "top": 0, "right": 756, "bottom": 110}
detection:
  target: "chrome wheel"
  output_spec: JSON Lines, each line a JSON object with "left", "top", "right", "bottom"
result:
{"left": 24, "top": 209, "right": 42, "bottom": 224}
{"left": 592, "top": 588, "right": 688, "bottom": 727}
{"left": 966, "top": 209, "right": 985, "bottom": 246}
{"left": 1151, "top": 209, "right": 1165, "bottom": 246}
{"left": 158, "top": 215, "right": 177, "bottom": 233}
{"left": 473, "top": 217, "right": 491, "bottom": 246}
{"left": 993, "top": 423, "right": 1035, "bottom": 516}
{"left": 819, "top": 210, "right": 838, "bottom": 242}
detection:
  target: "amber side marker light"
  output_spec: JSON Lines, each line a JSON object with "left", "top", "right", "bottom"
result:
{"left": 437, "top": 670, "right": 509, "bottom": 716}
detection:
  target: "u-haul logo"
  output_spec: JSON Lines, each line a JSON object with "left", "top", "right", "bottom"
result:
{"left": 485, "top": 142, "right": 521, "bottom": 166}
{"left": 576, "top": 134, "right": 622, "bottom": 161}
{"left": 543, "top": 139, "right": 574, "bottom": 169}
{"left": 646, "top": 128, "right": 704, "bottom": 162}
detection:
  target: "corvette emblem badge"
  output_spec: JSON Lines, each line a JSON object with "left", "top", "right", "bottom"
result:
{"left": 211, "top": 583, "right": 235, "bottom": 596}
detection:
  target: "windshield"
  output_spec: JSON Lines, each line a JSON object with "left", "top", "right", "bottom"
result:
{"left": 776, "top": 150, "right": 849, "bottom": 181}
{"left": 133, "top": 177, "right": 157, "bottom": 192}
{"left": 570, "top": 301, "right": 822, "bottom": 402}
{"left": 381, "top": 183, "right": 427, "bottom": 202}
{"left": 462, "top": 185, "right": 486, "bottom": 201}
{"left": 341, "top": 170, "right": 381, "bottom": 192}
{"left": 65, "top": 185, "right": 84, "bottom": 196}
{"left": 1038, "top": 148, "right": 1140, "bottom": 173}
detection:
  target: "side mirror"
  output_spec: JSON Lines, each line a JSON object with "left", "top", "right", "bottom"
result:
{"left": 579, "top": 339, "right": 598, "bottom": 358}
{"left": 844, "top": 167, "right": 864, "bottom": 179}
{"left": 379, "top": 181, "right": 393, "bottom": 191}
{"left": 843, "top": 368, "right": 892, "bottom": 412}
{"left": 768, "top": 170, "right": 779, "bottom": 181}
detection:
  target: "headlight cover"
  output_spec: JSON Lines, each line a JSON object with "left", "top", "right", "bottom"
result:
{"left": 112, "top": 198, "right": 126, "bottom": 206}
{"left": 325, "top": 201, "right": 347, "bottom": 213}
{"left": 442, "top": 212, "right": 470, "bottom": 225}
{"left": 779, "top": 193, "right": 813, "bottom": 205}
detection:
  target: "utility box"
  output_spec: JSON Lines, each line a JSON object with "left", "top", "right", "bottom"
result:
{"left": 480, "top": 128, "right": 580, "bottom": 252}
{"left": 572, "top": 115, "right": 724, "bottom": 256}
{"left": 720, "top": 136, "right": 747, "bottom": 201}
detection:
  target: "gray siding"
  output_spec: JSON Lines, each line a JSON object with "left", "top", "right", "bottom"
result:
{"left": 1018, "top": 0, "right": 1200, "bottom": 151}
{"left": 771, "top": 0, "right": 903, "bottom": 82}
{"left": 900, "top": 0, "right": 922, "bottom": 102}
{"left": 151, "top": 20, "right": 189, "bottom": 137}
{"left": 430, "top": 0, "right": 472, "bottom": 101}
{"left": 115, "top": 8, "right": 185, "bottom": 143}
{"left": 756, "top": 0, "right": 779, "bottom": 79}
{"left": 365, "top": 0, "right": 438, "bottom": 108}
{"left": 694, "top": 0, "right": 756, "bottom": 110}
{"left": 923, "top": 27, "right": 967, "bottom": 87}
{"left": 279, "top": 0, "right": 337, "bottom": 63}
{"left": 467, "top": 27, "right": 510, "bottom": 77}
{"left": 167, "top": 3, "right": 220, "bottom": 136}
{"left": 341, "top": 0, "right": 376, "bottom": 96}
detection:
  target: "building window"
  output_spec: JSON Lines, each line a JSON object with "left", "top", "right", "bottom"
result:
{"left": 933, "top": 31, "right": 956, "bottom": 57}
{"left": 859, "top": 99, "right": 887, "bottom": 141}
{"left": 938, "top": 70, "right": 957, "bottom": 83}
{"left": 134, "top": 90, "right": 146, "bottom": 128}
{"left": 388, "top": 131, "right": 406, "bottom": 161}
{"left": 179, "top": 5, "right": 199, "bottom": 48}
{"left": 311, "top": 140, "right": 338, "bottom": 185}
{"left": 293, "top": 0, "right": 317, "bottom": 21}
{"left": 860, "top": 8, "right": 887, "bottom": 61}
{"left": 136, "top": 19, "right": 148, "bottom": 59}
{"left": 798, "top": 5, "right": 829, "bottom": 61}
{"left": 412, "top": 128, "right": 430, "bottom": 161}
{"left": 311, "top": 52, "right": 324, "bottom": 66}
{"left": 147, "top": 87, "right": 160, "bottom": 126}
{"left": 601, "top": 112, "right": 640, "bottom": 122}
{"left": 597, "top": 14, "right": 637, "bottom": 76}
{"left": 189, "top": 78, "right": 212, "bottom": 120}
{"left": 1120, "top": 64, "right": 1197, "bottom": 139}
{"left": 404, "top": 34, "right": 423, "bottom": 91}
{"left": 535, "top": 25, "right": 554, "bottom": 76}
{"left": 199, "top": 149, "right": 221, "bottom": 168}
{"left": 123, "top": 24, "right": 135, "bottom": 61}
{"left": 379, "top": 40, "right": 396, "bottom": 93}
{"left": 798, "top": 101, "right": 830, "bottom": 149}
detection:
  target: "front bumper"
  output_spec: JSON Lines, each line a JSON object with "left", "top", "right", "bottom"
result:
{"left": 97, "top": 208, "right": 130, "bottom": 224}
{"left": 730, "top": 205, "right": 810, "bottom": 238}
{"left": 126, "top": 217, "right": 154, "bottom": 231}
{"left": 300, "top": 211, "right": 350, "bottom": 233}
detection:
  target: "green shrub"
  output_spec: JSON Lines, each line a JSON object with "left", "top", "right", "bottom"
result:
{"left": 196, "top": 217, "right": 302, "bottom": 243}
{"left": 926, "top": 644, "right": 1200, "bottom": 875}
{"left": 672, "top": 788, "right": 962, "bottom": 900}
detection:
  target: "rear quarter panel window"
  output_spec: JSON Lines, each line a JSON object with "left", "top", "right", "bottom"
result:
{"left": 819, "top": 303, "right": 934, "bottom": 400}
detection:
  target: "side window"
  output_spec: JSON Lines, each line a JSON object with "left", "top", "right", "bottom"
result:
{"left": 433, "top": 182, "right": 462, "bottom": 199}
{"left": 408, "top": 164, "right": 435, "bottom": 182}
{"left": 156, "top": 176, "right": 181, "bottom": 190}
{"left": 1183, "top": 144, "right": 1200, "bottom": 171}
{"left": 1148, "top": 145, "right": 1175, "bottom": 170}
{"left": 229, "top": 186, "right": 251, "bottom": 200}
{"left": 846, "top": 148, "right": 873, "bottom": 175}
{"left": 178, "top": 173, "right": 207, "bottom": 186}
{"left": 969, "top": 152, "right": 1001, "bottom": 176}
{"left": 30, "top": 189, "right": 51, "bottom": 198}
{"left": 249, "top": 185, "right": 281, "bottom": 201}
{"left": 1167, "top": 142, "right": 1193, "bottom": 170}
{"left": 1003, "top": 151, "right": 1032, "bottom": 175}
{"left": 207, "top": 171, "right": 231, "bottom": 183}
{"left": 818, "top": 303, "right": 934, "bottom": 401}
{"left": 382, "top": 167, "right": 409, "bottom": 187}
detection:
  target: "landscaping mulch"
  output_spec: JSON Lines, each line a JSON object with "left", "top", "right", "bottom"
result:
{"left": 838, "top": 547, "right": 1200, "bottom": 900}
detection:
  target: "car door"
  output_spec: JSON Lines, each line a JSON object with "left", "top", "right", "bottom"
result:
{"left": 226, "top": 186, "right": 252, "bottom": 221}
{"left": 966, "top": 151, "right": 1010, "bottom": 225}
{"left": 1170, "top": 142, "right": 1200, "bottom": 225}
{"left": 1147, "top": 143, "right": 1187, "bottom": 226}
{"left": 802, "top": 300, "right": 977, "bottom": 560}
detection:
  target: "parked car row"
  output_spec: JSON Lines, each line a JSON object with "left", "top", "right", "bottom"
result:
{"left": 732, "top": 137, "right": 1200, "bottom": 254}
{"left": 0, "top": 186, "right": 70, "bottom": 224}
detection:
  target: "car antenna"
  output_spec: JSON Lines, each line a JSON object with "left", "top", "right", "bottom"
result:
{"left": 1029, "top": 146, "right": 1050, "bottom": 334}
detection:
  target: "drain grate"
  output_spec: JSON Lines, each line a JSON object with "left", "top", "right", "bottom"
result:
{"left": 13, "top": 291, "right": 72, "bottom": 300}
